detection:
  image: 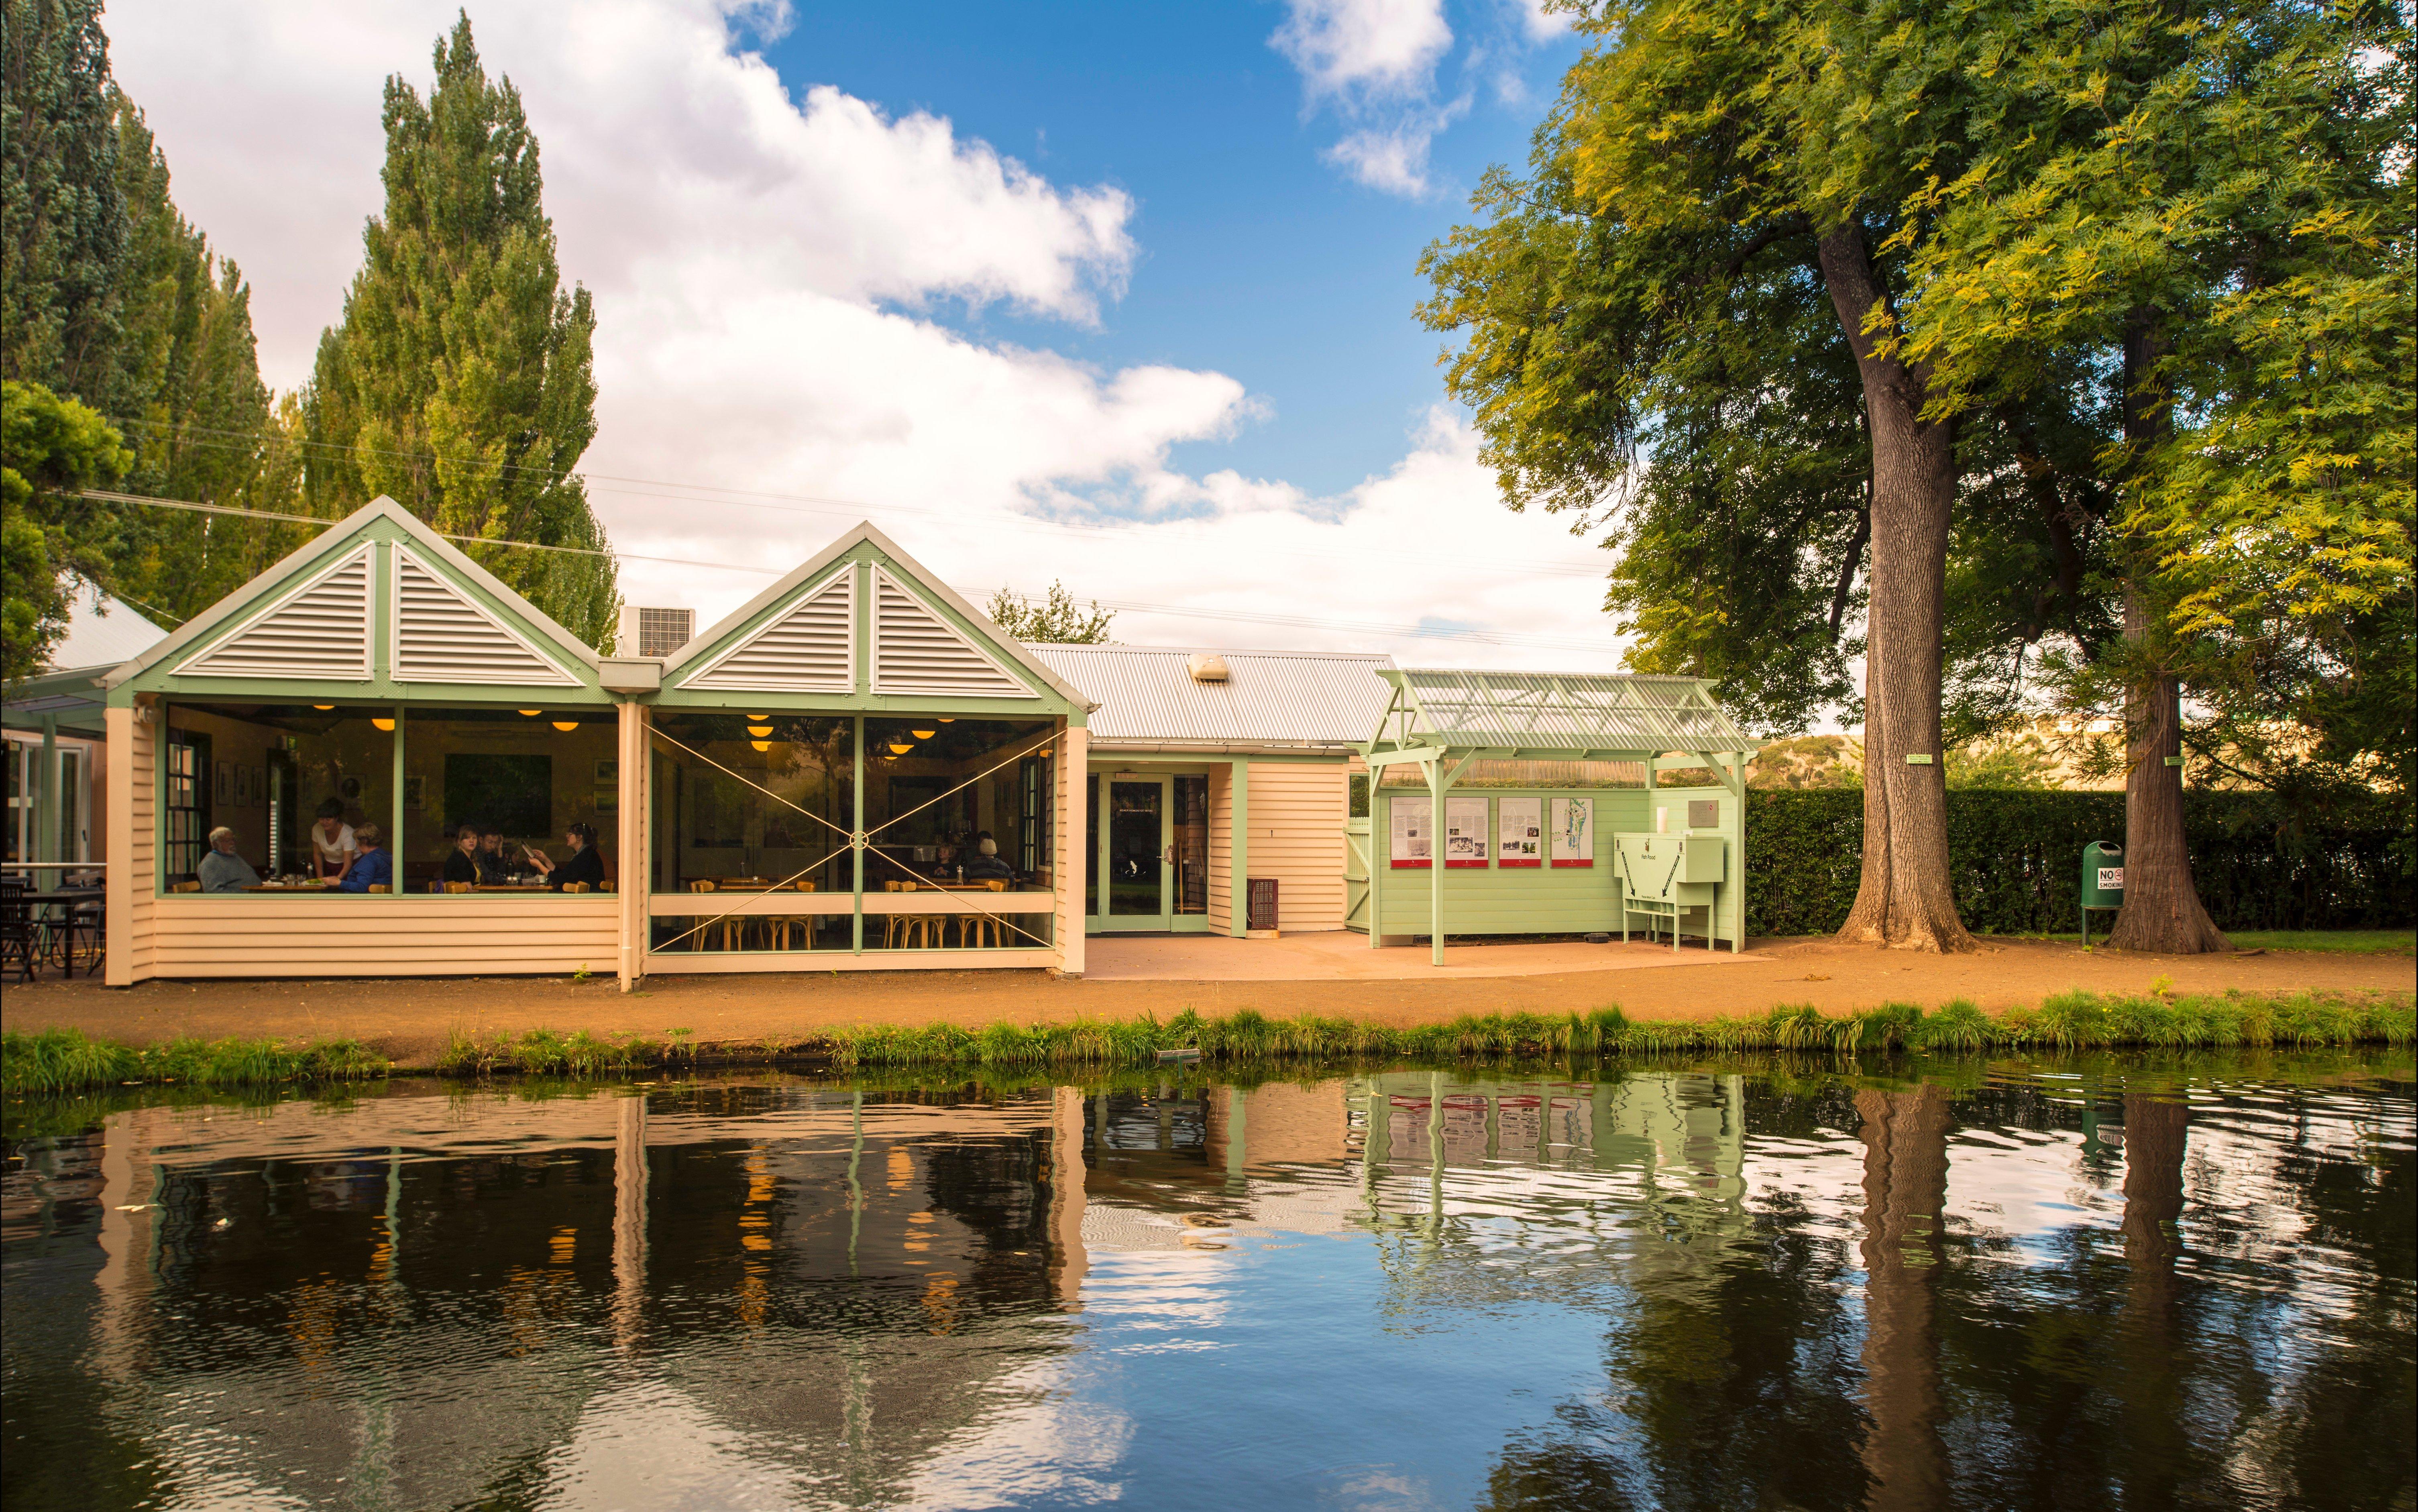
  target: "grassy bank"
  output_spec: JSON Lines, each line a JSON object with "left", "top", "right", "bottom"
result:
{"left": 6, "top": 988, "right": 2410, "bottom": 1094}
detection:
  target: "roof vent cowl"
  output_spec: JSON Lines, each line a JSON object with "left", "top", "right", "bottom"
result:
{"left": 1187, "top": 653, "right": 1230, "bottom": 684}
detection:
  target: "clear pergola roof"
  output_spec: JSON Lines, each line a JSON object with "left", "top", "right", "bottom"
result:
{"left": 1379, "top": 669, "right": 1748, "bottom": 755}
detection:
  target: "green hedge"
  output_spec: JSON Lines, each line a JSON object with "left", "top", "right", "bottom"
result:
{"left": 1746, "top": 790, "right": 2415, "bottom": 938}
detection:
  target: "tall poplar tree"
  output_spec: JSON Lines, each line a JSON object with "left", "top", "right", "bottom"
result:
{"left": 304, "top": 14, "right": 617, "bottom": 647}
{"left": 0, "top": 0, "right": 123, "bottom": 400}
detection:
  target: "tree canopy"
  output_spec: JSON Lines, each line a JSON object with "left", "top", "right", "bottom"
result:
{"left": 304, "top": 14, "right": 617, "bottom": 647}
{"left": 984, "top": 581, "right": 1114, "bottom": 644}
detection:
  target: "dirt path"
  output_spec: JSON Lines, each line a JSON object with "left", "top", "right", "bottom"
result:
{"left": 5, "top": 937, "right": 2406, "bottom": 1068}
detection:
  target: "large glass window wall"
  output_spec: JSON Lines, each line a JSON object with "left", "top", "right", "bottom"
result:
{"left": 645, "top": 713, "right": 1057, "bottom": 954}
{"left": 157, "top": 702, "right": 619, "bottom": 895}
{"left": 400, "top": 708, "right": 618, "bottom": 893}
{"left": 161, "top": 703, "right": 394, "bottom": 890}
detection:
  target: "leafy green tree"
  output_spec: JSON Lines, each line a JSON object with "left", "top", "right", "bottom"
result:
{"left": 1889, "top": 0, "right": 2410, "bottom": 950}
{"left": 1945, "top": 734, "right": 2058, "bottom": 791}
{"left": 1420, "top": 0, "right": 2045, "bottom": 952}
{"left": 2, "top": 379, "right": 128, "bottom": 679}
{"left": 1750, "top": 736, "right": 1863, "bottom": 790}
{"left": 304, "top": 14, "right": 617, "bottom": 647}
{"left": 0, "top": 0, "right": 124, "bottom": 399}
{"left": 984, "top": 581, "right": 1113, "bottom": 644}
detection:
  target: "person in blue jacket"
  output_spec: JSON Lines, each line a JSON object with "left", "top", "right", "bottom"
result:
{"left": 338, "top": 824, "right": 393, "bottom": 892}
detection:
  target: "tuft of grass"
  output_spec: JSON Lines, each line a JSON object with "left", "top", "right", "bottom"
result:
{"left": 2, "top": 1027, "right": 389, "bottom": 1094}
{"left": 14, "top": 989, "right": 2409, "bottom": 1091}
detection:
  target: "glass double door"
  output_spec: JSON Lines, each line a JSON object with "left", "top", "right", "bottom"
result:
{"left": 1088, "top": 772, "right": 1210, "bottom": 932}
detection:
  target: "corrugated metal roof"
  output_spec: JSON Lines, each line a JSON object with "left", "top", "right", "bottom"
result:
{"left": 1389, "top": 668, "right": 1746, "bottom": 751}
{"left": 1031, "top": 645, "right": 1395, "bottom": 748}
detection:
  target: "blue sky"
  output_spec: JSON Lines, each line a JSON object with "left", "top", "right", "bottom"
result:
{"left": 110, "top": 0, "right": 1626, "bottom": 663}
{"left": 756, "top": 0, "right": 1581, "bottom": 497}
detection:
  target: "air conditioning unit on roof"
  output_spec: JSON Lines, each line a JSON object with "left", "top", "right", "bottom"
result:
{"left": 616, "top": 605, "right": 693, "bottom": 658}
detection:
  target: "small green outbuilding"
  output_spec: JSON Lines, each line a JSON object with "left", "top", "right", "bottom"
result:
{"left": 1357, "top": 668, "right": 1752, "bottom": 964}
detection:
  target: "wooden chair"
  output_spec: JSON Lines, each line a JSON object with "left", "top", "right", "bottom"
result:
{"left": 563, "top": 882, "right": 589, "bottom": 894}
{"left": 367, "top": 884, "right": 390, "bottom": 894}
{"left": 688, "top": 879, "right": 746, "bottom": 951}
{"left": 444, "top": 881, "right": 473, "bottom": 894}
{"left": 170, "top": 880, "right": 202, "bottom": 894}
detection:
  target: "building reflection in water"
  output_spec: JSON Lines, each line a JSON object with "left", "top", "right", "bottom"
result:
{"left": 2, "top": 1059, "right": 2408, "bottom": 1511}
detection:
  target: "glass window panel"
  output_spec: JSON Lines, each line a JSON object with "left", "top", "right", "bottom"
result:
{"left": 862, "top": 717, "right": 1052, "bottom": 889}
{"left": 164, "top": 703, "right": 393, "bottom": 885}
{"left": 400, "top": 708, "right": 619, "bottom": 893}
{"left": 1174, "top": 775, "right": 1208, "bottom": 915}
{"left": 650, "top": 713, "right": 855, "bottom": 895}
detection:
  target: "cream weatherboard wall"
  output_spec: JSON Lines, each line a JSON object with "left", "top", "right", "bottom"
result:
{"left": 1243, "top": 759, "right": 1351, "bottom": 933}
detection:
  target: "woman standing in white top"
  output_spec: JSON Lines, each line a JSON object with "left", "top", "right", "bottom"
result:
{"left": 310, "top": 797, "right": 358, "bottom": 882}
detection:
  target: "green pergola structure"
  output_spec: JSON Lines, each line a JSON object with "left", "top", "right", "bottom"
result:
{"left": 1359, "top": 669, "right": 1754, "bottom": 965}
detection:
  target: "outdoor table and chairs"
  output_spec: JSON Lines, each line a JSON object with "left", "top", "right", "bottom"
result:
{"left": 0, "top": 876, "right": 106, "bottom": 980}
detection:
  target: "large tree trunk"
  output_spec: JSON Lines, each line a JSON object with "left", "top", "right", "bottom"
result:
{"left": 2108, "top": 314, "right": 2229, "bottom": 955}
{"left": 1856, "top": 1084, "right": 1952, "bottom": 1510}
{"left": 1821, "top": 223, "right": 1976, "bottom": 952}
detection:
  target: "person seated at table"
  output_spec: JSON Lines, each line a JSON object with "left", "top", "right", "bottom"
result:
{"left": 441, "top": 823, "right": 483, "bottom": 888}
{"left": 198, "top": 826, "right": 261, "bottom": 892}
{"left": 309, "top": 799, "right": 357, "bottom": 882}
{"left": 964, "top": 829, "right": 1014, "bottom": 880}
{"left": 478, "top": 826, "right": 515, "bottom": 881}
{"left": 525, "top": 822, "right": 606, "bottom": 891}
{"left": 337, "top": 825, "right": 392, "bottom": 893}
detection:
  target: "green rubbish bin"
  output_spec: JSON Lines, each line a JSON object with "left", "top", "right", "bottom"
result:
{"left": 2080, "top": 841, "right": 2124, "bottom": 948}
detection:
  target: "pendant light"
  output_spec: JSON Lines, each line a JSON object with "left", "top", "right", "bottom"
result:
{"left": 747, "top": 724, "right": 773, "bottom": 738}
{"left": 371, "top": 717, "right": 396, "bottom": 732}
{"left": 312, "top": 703, "right": 334, "bottom": 711}
{"left": 751, "top": 740, "right": 771, "bottom": 752}
{"left": 910, "top": 728, "right": 936, "bottom": 740}
{"left": 552, "top": 721, "right": 579, "bottom": 732}
{"left": 888, "top": 742, "right": 915, "bottom": 755}
{"left": 519, "top": 709, "right": 541, "bottom": 717}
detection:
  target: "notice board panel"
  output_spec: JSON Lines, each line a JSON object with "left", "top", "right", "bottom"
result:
{"left": 1497, "top": 796, "right": 1541, "bottom": 866}
{"left": 1389, "top": 795, "right": 1432, "bottom": 868}
{"left": 1550, "top": 797, "right": 1594, "bottom": 867}
{"left": 1444, "top": 796, "right": 1490, "bottom": 867}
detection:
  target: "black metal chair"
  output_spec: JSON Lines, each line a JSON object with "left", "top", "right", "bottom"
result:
{"left": 55, "top": 890, "right": 105, "bottom": 978}
{"left": 0, "top": 879, "right": 37, "bottom": 983}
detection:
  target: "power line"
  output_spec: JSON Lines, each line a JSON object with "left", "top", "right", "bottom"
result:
{"left": 106, "top": 414, "right": 1615, "bottom": 582}
{"left": 78, "top": 487, "right": 1628, "bottom": 654}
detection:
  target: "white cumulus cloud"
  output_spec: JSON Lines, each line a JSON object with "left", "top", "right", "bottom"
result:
{"left": 104, "top": 0, "right": 1626, "bottom": 669}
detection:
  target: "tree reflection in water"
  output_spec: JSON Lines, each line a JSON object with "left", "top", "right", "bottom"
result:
{"left": 0, "top": 1056, "right": 2408, "bottom": 1511}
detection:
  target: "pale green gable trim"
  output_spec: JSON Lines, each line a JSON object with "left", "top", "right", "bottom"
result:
{"left": 658, "top": 526, "right": 1092, "bottom": 719}
{"left": 110, "top": 498, "right": 615, "bottom": 707}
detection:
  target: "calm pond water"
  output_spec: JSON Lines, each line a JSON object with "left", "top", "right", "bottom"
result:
{"left": 4, "top": 1055, "right": 2411, "bottom": 1511}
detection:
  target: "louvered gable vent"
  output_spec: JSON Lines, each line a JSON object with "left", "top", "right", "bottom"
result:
{"left": 872, "top": 567, "right": 1032, "bottom": 698}
{"left": 393, "top": 548, "right": 576, "bottom": 685}
{"left": 182, "top": 546, "right": 372, "bottom": 679}
{"left": 689, "top": 569, "right": 854, "bottom": 691}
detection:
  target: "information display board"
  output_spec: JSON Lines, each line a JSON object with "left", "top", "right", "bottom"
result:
{"left": 1497, "top": 796, "right": 1542, "bottom": 866}
{"left": 1550, "top": 797, "right": 1594, "bottom": 867}
{"left": 1444, "top": 796, "right": 1491, "bottom": 866}
{"left": 1389, "top": 795, "right": 1432, "bottom": 868}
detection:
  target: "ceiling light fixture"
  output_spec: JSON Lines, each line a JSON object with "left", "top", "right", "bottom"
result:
{"left": 312, "top": 703, "right": 334, "bottom": 711}
{"left": 747, "top": 725, "right": 773, "bottom": 738}
{"left": 910, "top": 728, "right": 936, "bottom": 740}
{"left": 371, "top": 717, "right": 396, "bottom": 732}
{"left": 751, "top": 740, "right": 771, "bottom": 753}
{"left": 888, "top": 742, "right": 914, "bottom": 755}
{"left": 519, "top": 709, "right": 541, "bottom": 716}
{"left": 552, "top": 721, "right": 579, "bottom": 732}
